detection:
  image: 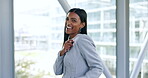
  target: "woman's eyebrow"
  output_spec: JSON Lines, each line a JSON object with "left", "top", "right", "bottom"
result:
{"left": 71, "top": 18, "right": 77, "bottom": 20}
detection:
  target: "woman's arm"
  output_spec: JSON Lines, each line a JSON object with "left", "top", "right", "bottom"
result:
{"left": 53, "top": 39, "right": 74, "bottom": 75}
{"left": 53, "top": 51, "right": 65, "bottom": 75}
{"left": 77, "top": 35, "right": 104, "bottom": 78}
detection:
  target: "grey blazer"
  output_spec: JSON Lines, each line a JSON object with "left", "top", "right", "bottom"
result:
{"left": 54, "top": 34, "right": 103, "bottom": 78}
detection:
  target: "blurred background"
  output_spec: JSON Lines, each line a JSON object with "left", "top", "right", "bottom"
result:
{"left": 13, "top": 0, "right": 148, "bottom": 78}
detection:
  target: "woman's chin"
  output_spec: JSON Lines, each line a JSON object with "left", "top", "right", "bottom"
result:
{"left": 66, "top": 32, "right": 70, "bottom": 34}
{"left": 66, "top": 31, "right": 71, "bottom": 34}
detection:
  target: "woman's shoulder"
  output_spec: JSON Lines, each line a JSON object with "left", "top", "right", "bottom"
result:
{"left": 77, "top": 34, "right": 90, "bottom": 39}
{"left": 75, "top": 34, "right": 96, "bottom": 48}
{"left": 75, "top": 34, "right": 93, "bottom": 43}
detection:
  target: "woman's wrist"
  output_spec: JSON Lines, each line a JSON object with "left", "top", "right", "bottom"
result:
{"left": 60, "top": 49, "right": 66, "bottom": 56}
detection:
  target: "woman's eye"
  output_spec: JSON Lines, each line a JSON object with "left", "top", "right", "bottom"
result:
{"left": 72, "top": 19, "right": 76, "bottom": 22}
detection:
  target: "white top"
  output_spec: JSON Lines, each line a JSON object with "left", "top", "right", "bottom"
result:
{"left": 53, "top": 34, "right": 103, "bottom": 78}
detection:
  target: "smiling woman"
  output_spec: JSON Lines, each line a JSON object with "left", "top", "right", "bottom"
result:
{"left": 54, "top": 8, "right": 103, "bottom": 78}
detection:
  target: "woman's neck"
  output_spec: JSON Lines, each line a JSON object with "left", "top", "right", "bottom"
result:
{"left": 69, "top": 33, "right": 79, "bottom": 39}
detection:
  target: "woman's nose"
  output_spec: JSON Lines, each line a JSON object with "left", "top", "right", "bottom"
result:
{"left": 66, "top": 21, "right": 71, "bottom": 26}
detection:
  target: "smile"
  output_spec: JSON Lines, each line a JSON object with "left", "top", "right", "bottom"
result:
{"left": 67, "top": 26, "right": 72, "bottom": 29}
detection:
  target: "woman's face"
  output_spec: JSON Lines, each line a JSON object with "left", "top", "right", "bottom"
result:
{"left": 65, "top": 12, "right": 84, "bottom": 38}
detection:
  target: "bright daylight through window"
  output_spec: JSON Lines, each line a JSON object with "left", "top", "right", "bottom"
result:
{"left": 14, "top": 0, "right": 148, "bottom": 78}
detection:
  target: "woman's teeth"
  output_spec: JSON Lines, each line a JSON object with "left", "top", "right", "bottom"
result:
{"left": 67, "top": 26, "right": 72, "bottom": 29}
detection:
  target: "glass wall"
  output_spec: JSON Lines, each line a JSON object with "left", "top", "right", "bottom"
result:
{"left": 129, "top": 0, "right": 148, "bottom": 78}
{"left": 14, "top": 0, "right": 65, "bottom": 78}
{"left": 14, "top": 0, "right": 148, "bottom": 78}
{"left": 14, "top": 0, "right": 116, "bottom": 78}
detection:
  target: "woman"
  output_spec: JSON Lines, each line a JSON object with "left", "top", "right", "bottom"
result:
{"left": 53, "top": 8, "right": 103, "bottom": 78}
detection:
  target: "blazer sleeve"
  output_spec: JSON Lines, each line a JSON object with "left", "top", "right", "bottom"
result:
{"left": 53, "top": 52, "right": 64, "bottom": 75}
{"left": 77, "top": 35, "right": 103, "bottom": 78}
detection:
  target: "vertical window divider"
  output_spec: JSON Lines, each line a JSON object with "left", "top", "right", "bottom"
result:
{"left": 0, "top": 0, "right": 14, "bottom": 78}
{"left": 116, "top": 0, "right": 129, "bottom": 78}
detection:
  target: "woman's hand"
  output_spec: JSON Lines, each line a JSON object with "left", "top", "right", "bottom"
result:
{"left": 60, "top": 39, "right": 74, "bottom": 56}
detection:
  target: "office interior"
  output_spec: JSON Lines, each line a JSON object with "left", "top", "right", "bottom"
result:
{"left": 0, "top": 0, "right": 148, "bottom": 78}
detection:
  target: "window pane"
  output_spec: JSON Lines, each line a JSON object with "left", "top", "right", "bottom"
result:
{"left": 14, "top": 0, "right": 64, "bottom": 78}
{"left": 67, "top": 0, "right": 116, "bottom": 77}
{"left": 14, "top": 0, "right": 116, "bottom": 78}
{"left": 129, "top": 0, "right": 148, "bottom": 78}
